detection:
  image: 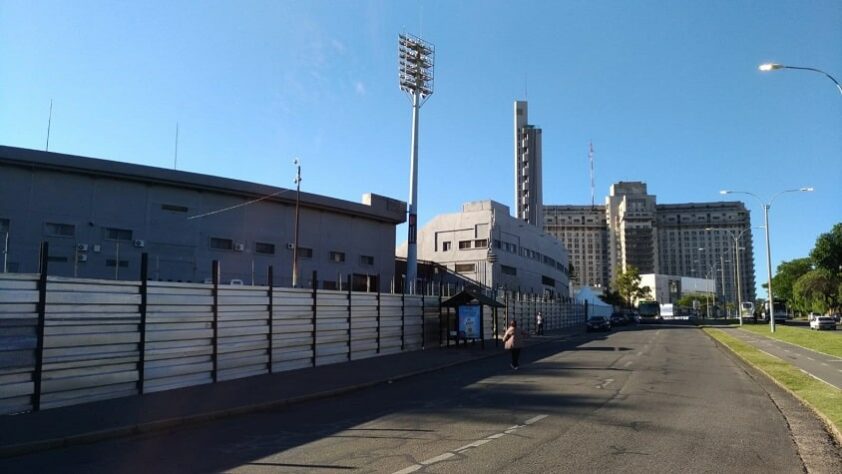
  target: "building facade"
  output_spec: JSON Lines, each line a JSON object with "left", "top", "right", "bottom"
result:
{"left": 0, "top": 146, "right": 406, "bottom": 290}
{"left": 398, "top": 200, "right": 570, "bottom": 297}
{"left": 514, "top": 101, "right": 543, "bottom": 227}
{"left": 543, "top": 205, "right": 610, "bottom": 289}
{"left": 543, "top": 182, "right": 756, "bottom": 304}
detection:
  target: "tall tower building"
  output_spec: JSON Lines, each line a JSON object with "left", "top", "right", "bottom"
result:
{"left": 514, "top": 101, "right": 542, "bottom": 226}
{"left": 605, "top": 182, "right": 659, "bottom": 281}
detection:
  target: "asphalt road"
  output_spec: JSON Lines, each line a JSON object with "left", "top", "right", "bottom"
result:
{"left": 0, "top": 326, "right": 813, "bottom": 473}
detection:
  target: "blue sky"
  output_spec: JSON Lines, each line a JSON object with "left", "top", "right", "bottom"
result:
{"left": 1, "top": 1, "right": 840, "bottom": 295}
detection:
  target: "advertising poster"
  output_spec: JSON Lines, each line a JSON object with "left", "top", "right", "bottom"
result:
{"left": 458, "top": 304, "right": 481, "bottom": 339}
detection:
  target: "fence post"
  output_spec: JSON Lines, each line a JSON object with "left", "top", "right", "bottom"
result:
{"left": 376, "top": 273, "right": 381, "bottom": 354}
{"left": 311, "top": 270, "right": 318, "bottom": 367}
{"left": 33, "top": 241, "right": 49, "bottom": 411}
{"left": 347, "top": 274, "right": 352, "bottom": 361}
{"left": 212, "top": 260, "right": 219, "bottom": 383}
{"left": 138, "top": 253, "right": 148, "bottom": 394}
{"left": 268, "top": 265, "right": 274, "bottom": 374}
{"left": 401, "top": 290, "right": 406, "bottom": 351}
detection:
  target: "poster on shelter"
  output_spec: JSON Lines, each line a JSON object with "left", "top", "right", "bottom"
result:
{"left": 458, "top": 305, "right": 480, "bottom": 339}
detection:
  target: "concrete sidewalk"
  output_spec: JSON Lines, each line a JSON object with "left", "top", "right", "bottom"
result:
{"left": 722, "top": 327, "right": 842, "bottom": 389}
{"left": 0, "top": 329, "right": 581, "bottom": 458}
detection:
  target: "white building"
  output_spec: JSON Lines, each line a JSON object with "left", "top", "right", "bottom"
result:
{"left": 397, "top": 200, "right": 570, "bottom": 297}
{"left": 640, "top": 273, "right": 714, "bottom": 305}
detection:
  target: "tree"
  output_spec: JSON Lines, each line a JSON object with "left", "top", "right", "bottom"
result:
{"left": 676, "top": 292, "right": 709, "bottom": 315}
{"left": 767, "top": 258, "right": 813, "bottom": 305}
{"left": 613, "top": 266, "right": 652, "bottom": 308}
{"left": 810, "top": 223, "right": 842, "bottom": 273}
{"left": 599, "top": 288, "right": 625, "bottom": 308}
{"left": 792, "top": 268, "right": 841, "bottom": 315}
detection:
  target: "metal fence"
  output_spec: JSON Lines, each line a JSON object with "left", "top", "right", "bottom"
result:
{"left": 0, "top": 244, "right": 585, "bottom": 415}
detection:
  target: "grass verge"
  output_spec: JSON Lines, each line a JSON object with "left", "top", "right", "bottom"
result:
{"left": 740, "top": 324, "right": 842, "bottom": 358}
{"left": 704, "top": 328, "right": 842, "bottom": 442}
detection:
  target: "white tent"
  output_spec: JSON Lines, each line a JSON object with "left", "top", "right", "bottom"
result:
{"left": 575, "top": 287, "right": 613, "bottom": 317}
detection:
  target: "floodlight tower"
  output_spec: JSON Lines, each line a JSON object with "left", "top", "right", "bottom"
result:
{"left": 399, "top": 33, "right": 434, "bottom": 294}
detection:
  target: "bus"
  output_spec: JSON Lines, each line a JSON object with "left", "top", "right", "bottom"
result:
{"left": 638, "top": 301, "right": 662, "bottom": 323}
{"left": 768, "top": 299, "right": 789, "bottom": 324}
{"left": 740, "top": 302, "right": 754, "bottom": 319}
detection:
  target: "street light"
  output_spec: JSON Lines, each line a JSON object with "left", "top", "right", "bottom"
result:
{"left": 720, "top": 188, "right": 814, "bottom": 332}
{"left": 758, "top": 63, "right": 842, "bottom": 96}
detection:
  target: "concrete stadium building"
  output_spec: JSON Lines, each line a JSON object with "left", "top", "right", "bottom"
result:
{"left": 0, "top": 146, "right": 406, "bottom": 290}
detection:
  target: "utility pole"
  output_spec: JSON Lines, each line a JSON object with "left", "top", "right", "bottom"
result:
{"left": 292, "top": 158, "right": 302, "bottom": 288}
{"left": 399, "top": 33, "right": 435, "bottom": 295}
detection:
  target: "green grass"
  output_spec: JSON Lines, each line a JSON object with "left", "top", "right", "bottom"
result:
{"left": 704, "top": 328, "right": 842, "bottom": 439}
{"left": 740, "top": 324, "right": 842, "bottom": 358}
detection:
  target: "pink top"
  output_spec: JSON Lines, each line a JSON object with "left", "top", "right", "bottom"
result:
{"left": 503, "top": 326, "right": 524, "bottom": 349}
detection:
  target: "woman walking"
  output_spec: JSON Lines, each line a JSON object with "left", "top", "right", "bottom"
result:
{"left": 502, "top": 319, "right": 526, "bottom": 369}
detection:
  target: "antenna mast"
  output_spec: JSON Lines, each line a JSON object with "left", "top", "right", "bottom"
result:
{"left": 589, "top": 141, "right": 595, "bottom": 208}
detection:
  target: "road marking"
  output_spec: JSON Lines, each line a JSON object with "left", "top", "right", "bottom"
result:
{"left": 798, "top": 369, "right": 840, "bottom": 390}
{"left": 624, "top": 360, "right": 633, "bottom": 367}
{"left": 392, "top": 415, "right": 549, "bottom": 474}
{"left": 636, "top": 351, "right": 643, "bottom": 357}
{"left": 806, "top": 357, "right": 815, "bottom": 361}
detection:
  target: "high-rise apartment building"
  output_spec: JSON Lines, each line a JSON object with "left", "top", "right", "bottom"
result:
{"left": 543, "top": 205, "right": 610, "bottom": 288}
{"left": 543, "top": 182, "right": 756, "bottom": 304}
{"left": 514, "top": 101, "right": 542, "bottom": 227}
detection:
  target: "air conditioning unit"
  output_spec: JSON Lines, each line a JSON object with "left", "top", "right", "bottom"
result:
{"left": 77, "top": 244, "right": 89, "bottom": 252}
{"left": 286, "top": 243, "right": 295, "bottom": 250}
{"left": 234, "top": 243, "right": 245, "bottom": 252}
{"left": 78, "top": 254, "right": 88, "bottom": 262}
{"left": 92, "top": 244, "right": 101, "bottom": 253}
{"left": 133, "top": 239, "right": 145, "bottom": 248}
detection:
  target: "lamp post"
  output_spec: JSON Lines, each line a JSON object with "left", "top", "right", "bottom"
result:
{"left": 759, "top": 63, "right": 842, "bottom": 96}
{"left": 720, "top": 188, "right": 814, "bottom": 332}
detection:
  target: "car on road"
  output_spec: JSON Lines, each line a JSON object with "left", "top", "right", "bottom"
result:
{"left": 586, "top": 316, "right": 611, "bottom": 332}
{"left": 809, "top": 315, "right": 836, "bottom": 331}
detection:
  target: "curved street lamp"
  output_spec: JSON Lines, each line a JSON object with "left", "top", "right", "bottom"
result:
{"left": 719, "top": 188, "right": 814, "bottom": 332}
{"left": 759, "top": 63, "right": 842, "bottom": 96}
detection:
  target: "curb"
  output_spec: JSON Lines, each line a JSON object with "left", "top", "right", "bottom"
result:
{"left": 0, "top": 332, "right": 577, "bottom": 459}
{"left": 703, "top": 328, "right": 842, "bottom": 447}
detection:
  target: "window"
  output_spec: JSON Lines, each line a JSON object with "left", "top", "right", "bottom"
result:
{"left": 47, "top": 256, "right": 68, "bottom": 263}
{"left": 442, "top": 241, "right": 452, "bottom": 251}
{"left": 106, "top": 259, "right": 129, "bottom": 268}
{"left": 501, "top": 265, "right": 517, "bottom": 276}
{"left": 360, "top": 255, "right": 374, "bottom": 266}
{"left": 454, "top": 263, "right": 476, "bottom": 273}
{"left": 474, "top": 239, "right": 488, "bottom": 249}
{"left": 105, "top": 227, "right": 133, "bottom": 241}
{"left": 161, "top": 204, "right": 188, "bottom": 213}
{"left": 493, "top": 239, "right": 501, "bottom": 249}
{"left": 542, "top": 276, "right": 556, "bottom": 286}
{"left": 458, "top": 240, "right": 472, "bottom": 249}
{"left": 210, "top": 237, "right": 233, "bottom": 250}
{"left": 298, "top": 247, "right": 313, "bottom": 258}
{"left": 329, "top": 251, "right": 345, "bottom": 263}
{"left": 45, "top": 222, "right": 75, "bottom": 237}
{"left": 0, "top": 218, "right": 8, "bottom": 234}
{"left": 255, "top": 242, "right": 275, "bottom": 255}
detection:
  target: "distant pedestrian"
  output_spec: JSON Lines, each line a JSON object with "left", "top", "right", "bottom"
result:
{"left": 503, "top": 320, "right": 527, "bottom": 369}
{"left": 536, "top": 311, "right": 544, "bottom": 335}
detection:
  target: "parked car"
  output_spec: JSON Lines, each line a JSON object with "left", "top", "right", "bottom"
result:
{"left": 586, "top": 316, "right": 611, "bottom": 332}
{"left": 810, "top": 316, "right": 836, "bottom": 331}
{"left": 610, "top": 312, "right": 627, "bottom": 326}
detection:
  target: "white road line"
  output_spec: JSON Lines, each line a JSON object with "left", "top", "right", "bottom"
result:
{"left": 636, "top": 351, "right": 644, "bottom": 357}
{"left": 798, "top": 369, "right": 840, "bottom": 390}
{"left": 391, "top": 415, "right": 549, "bottom": 474}
{"left": 624, "top": 360, "right": 633, "bottom": 367}
{"left": 806, "top": 356, "right": 815, "bottom": 361}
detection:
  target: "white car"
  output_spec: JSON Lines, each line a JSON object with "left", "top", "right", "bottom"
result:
{"left": 809, "top": 316, "right": 836, "bottom": 331}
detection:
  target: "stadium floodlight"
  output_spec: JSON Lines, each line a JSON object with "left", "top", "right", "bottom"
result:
{"left": 399, "top": 33, "right": 435, "bottom": 294}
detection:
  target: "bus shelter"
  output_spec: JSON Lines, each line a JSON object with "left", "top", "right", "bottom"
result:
{"left": 441, "top": 289, "right": 505, "bottom": 349}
